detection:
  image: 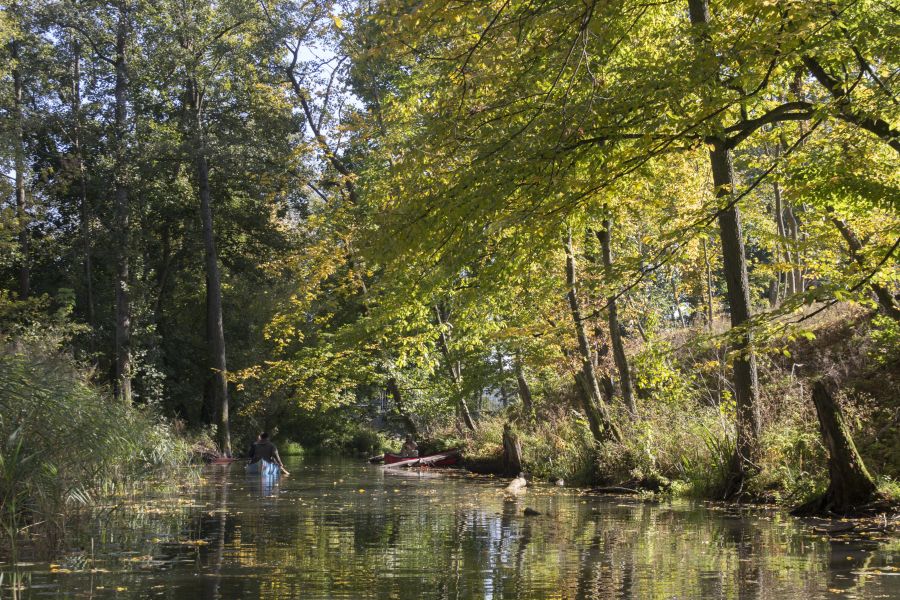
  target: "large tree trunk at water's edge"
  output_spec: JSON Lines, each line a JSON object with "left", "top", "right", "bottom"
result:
{"left": 113, "top": 8, "right": 132, "bottom": 404}
{"left": 191, "top": 81, "right": 231, "bottom": 455}
{"left": 794, "top": 380, "right": 877, "bottom": 515}
{"left": 502, "top": 422, "right": 523, "bottom": 476}
{"left": 688, "top": 0, "right": 760, "bottom": 495}
{"left": 709, "top": 143, "right": 761, "bottom": 495}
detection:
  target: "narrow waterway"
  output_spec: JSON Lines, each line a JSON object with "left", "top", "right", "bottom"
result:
{"left": 2, "top": 456, "right": 898, "bottom": 599}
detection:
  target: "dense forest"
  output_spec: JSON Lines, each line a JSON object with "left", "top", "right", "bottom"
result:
{"left": 1, "top": 0, "right": 898, "bottom": 524}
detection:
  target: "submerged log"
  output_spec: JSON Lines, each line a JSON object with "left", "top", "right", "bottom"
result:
{"left": 381, "top": 449, "right": 461, "bottom": 469}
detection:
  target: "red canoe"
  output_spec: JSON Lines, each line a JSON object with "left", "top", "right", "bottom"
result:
{"left": 382, "top": 449, "right": 461, "bottom": 468}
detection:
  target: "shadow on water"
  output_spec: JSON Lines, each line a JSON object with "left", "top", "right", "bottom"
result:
{"left": 1, "top": 456, "right": 898, "bottom": 599}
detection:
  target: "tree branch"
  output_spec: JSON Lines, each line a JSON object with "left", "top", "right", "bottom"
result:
{"left": 803, "top": 55, "right": 900, "bottom": 154}
{"left": 724, "top": 101, "right": 814, "bottom": 149}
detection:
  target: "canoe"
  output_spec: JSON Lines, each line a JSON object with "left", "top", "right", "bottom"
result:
{"left": 246, "top": 459, "right": 281, "bottom": 476}
{"left": 382, "top": 449, "right": 460, "bottom": 469}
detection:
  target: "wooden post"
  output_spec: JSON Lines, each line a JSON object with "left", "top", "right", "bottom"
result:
{"left": 502, "top": 422, "right": 523, "bottom": 476}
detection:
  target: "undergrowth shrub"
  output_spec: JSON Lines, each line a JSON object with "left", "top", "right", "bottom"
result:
{"left": 752, "top": 416, "right": 825, "bottom": 505}
{"left": 280, "top": 441, "right": 305, "bottom": 456}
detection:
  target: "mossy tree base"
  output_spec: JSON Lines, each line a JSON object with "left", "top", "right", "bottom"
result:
{"left": 793, "top": 380, "right": 878, "bottom": 516}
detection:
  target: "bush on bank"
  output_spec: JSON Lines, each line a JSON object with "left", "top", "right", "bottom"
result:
{"left": 0, "top": 338, "right": 192, "bottom": 555}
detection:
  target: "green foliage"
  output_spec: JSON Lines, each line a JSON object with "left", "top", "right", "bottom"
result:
{"left": 877, "top": 477, "right": 900, "bottom": 503}
{"left": 868, "top": 315, "right": 900, "bottom": 367}
{"left": 632, "top": 340, "right": 695, "bottom": 405}
{"left": 280, "top": 441, "right": 305, "bottom": 456}
{"left": 348, "top": 428, "right": 386, "bottom": 456}
{"left": 752, "top": 418, "right": 827, "bottom": 506}
{"left": 0, "top": 0, "right": 898, "bottom": 518}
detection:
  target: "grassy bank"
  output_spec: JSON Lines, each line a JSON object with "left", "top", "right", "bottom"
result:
{"left": 0, "top": 339, "right": 195, "bottom": 559}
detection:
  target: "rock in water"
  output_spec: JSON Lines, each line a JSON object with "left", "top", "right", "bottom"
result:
{"left": 504, "top": 473, "right": 527, "bottom": 494}
{"left": 523, "top": 507, "right": 541, "bottom": 517}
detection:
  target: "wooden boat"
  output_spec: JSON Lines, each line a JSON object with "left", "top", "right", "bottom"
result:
{"left": 245, "top": 459, "right": 281, "bottom": 476}
{"left": 382, "top": 449, "right": 461, "bottom": 469}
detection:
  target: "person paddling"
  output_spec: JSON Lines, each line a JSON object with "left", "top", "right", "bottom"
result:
{"left": 400, "top": 435, "right": 418, "bottom": 458}
{"left": 250, "top": 432, "right": 289, "bottom": 475}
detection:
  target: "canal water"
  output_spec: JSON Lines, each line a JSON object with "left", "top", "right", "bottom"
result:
{"left": 2, "top": 456, "right": 898, "bottom": 599}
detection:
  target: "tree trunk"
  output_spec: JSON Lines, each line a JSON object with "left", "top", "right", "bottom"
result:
{"left": 710, "top": 144, "right": 762, "bottom": 492}
{"left": 112, "top": 8, "right": 132, "bottom": 405}
{"left": 386, "top": 376, "right": 417, "bottom": 438}
{"left": 492, "top": 349, "right": 509, "bottom": 407}
{"left": 830, "top": 215, "right": 900, "bottom": 320}
{"left": 772, "top": 182, "right": 787, "bottom": 305}
{"left": 564, "top": 228, "right": 621, "bottom": 444}
{"left": 800, "top": 380, "right": 877, "bottom": 514}
{"left": 10, "top": 36, "right": 29, "bottom": 299}
{"left": 71, "top": 40, "right": 95, "bottom": 327}
{"left": 595, "top": 220, "right": 636, "bottom": 417}
{"left": 434, "top": 304, "right": 477, "bottom": 431}
{"left": 672, "top": 271, "right": 687, "bottom": 327}
{"left": 514, "top": 354, "right": 534, "bottom": 417}
{"left": 189, "top": 79, "right": 231, "bottom": 455}
{"left": 702, "top": 236, "right": 714, "bottom": 330}
{"left": 783, "top": 204, "right": 803, "bottom": 294}
{"left": 689, "top": 0, "right": 761, "bottom": 495}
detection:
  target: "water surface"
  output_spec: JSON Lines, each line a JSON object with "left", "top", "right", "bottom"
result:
{"left": 2, "top": 456, "right": 898, "bottom": 599}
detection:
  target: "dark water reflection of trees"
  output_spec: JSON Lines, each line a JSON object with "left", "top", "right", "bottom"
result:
{"left": 2, "top": 457, "right": 897, "bottom": 599}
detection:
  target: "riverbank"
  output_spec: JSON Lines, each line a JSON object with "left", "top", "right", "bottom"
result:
{"left": 427, "top": 307, "right": 900, "bottom": 516}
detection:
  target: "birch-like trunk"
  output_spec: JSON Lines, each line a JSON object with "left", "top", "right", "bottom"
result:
{"left": 434, "top": 304, "right": 477, "bottom": 431}
{"left": 11, "top": 37, "right": 29, "bottom": 299}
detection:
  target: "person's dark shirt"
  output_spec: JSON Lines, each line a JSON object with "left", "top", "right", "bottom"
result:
{"left": 252, "top": 440, "right": 277, "bottom": 462}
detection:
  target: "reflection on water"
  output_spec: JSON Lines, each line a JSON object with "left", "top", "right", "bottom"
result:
{"left": 2, "top": 456, "right": 898, "bottom": 599}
